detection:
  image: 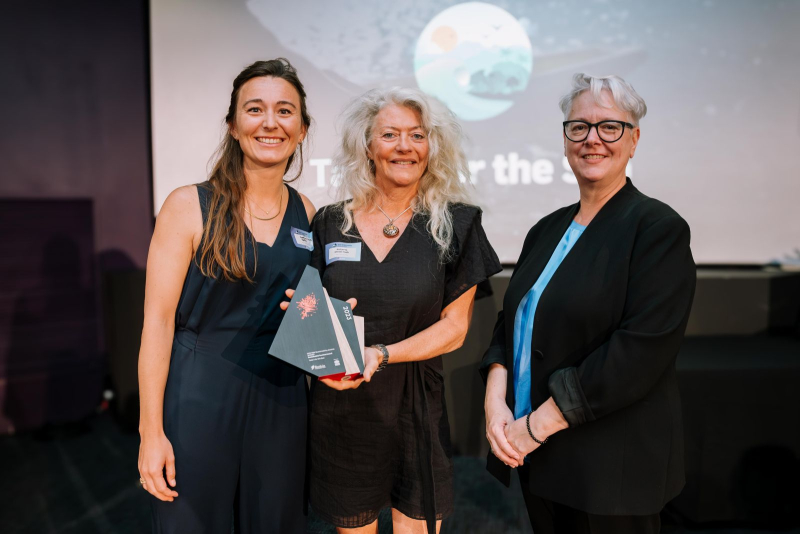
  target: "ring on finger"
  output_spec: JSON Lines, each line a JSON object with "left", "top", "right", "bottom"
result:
{"left": 139, "top": 477, "right": 146, "bottom": 486}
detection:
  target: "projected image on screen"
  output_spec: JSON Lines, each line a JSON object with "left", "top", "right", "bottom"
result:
{"left": 150, "top": 0, "right": 800, "bottom": 265}
{"left": 413, "top": 3, "right": 533, "bottom": 122}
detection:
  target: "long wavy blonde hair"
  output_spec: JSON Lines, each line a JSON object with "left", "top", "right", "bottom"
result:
{"left": 332, "top": 87, "right": 473, "bottom": 261}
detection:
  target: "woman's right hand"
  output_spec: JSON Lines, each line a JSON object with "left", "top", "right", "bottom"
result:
{"left": 138, "top": 431, "right": 179, "bottom": 501}
{"left": 484, "top": 363, "right": 522, "bottom": 467}
{"left": 485, "top": 396, "right": 522, "bottom": 467}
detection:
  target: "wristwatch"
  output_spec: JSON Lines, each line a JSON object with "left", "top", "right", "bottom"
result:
{"left": 372, "top": 344, "right": 389, "bottom": 372}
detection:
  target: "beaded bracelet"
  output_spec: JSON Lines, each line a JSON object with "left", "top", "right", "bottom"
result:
{"left": 526, "top": 412, "right": 548, "bottom": 446}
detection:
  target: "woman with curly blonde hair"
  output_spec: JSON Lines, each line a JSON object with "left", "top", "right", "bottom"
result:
{"left": 307, "top": 87, "right": 502, "bottom": 533}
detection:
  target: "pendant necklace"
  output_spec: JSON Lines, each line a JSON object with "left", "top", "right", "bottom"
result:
{"left": 244, "top": 185, "right": 283, "bottom": 221}
{"left": 376, "top": 203, "right": 413, "bottom": 238}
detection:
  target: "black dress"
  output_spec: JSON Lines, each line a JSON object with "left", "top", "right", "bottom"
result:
{"left": 151, "top": 183, "right": 310, "bottom": 534}
{"left": 308, "top": 203, "right": 501, "bottom": 530}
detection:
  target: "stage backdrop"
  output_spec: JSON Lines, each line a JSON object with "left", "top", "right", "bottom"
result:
{"left": 150, "top": 0, "right": 800, "bottom": 265}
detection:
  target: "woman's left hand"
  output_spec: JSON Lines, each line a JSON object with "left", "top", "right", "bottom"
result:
{"left": 506, "top": 399, "right": 569, "bottom": 458}
{"left": 317, "top": 346, "right": 380, "bottom": 389}
{"left": 319, "top": 376, "right": 365, "bottom": 390}
{"left": 361, "top": 346, "right": 381, "bottom": 382}
{"left": 505, "top": 415, "right": 539, "bottom": 458}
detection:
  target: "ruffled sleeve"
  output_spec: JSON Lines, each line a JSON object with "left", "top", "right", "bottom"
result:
{"left": 309, "top": 208, "right": 327, "bottom": 273}
{"left": 442, "top": 204, "right": 502, "bottom": 308}
{"left": 310, "top": 204, "right": 345, "bottom": 274}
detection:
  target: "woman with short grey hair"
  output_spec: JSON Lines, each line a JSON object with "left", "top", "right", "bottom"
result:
{"left": 481, "top": 73, "right": 696, "bottom": 533}
{"left": 308, "top": 87, "right": 501, "bottom": 533}
{"left": 559, "top": 73, "right": 648, "bottom": 125}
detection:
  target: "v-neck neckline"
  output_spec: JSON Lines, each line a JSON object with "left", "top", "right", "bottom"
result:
{"left": 243, "top": 186, "right": 291, "bottom": 249}
{"left": 353, "top": 213, "right": 416, "bottom": 264}
{"left": 515, "top": 179, "right": 636, "bottom": 326}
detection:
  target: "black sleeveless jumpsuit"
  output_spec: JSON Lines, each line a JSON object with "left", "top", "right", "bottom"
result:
{"left": 151, "top": 183, "right": 309, "bottom": 534}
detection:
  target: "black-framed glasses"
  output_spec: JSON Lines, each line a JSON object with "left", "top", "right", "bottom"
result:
{"left": 563, "top": 120, "right": 636, "bottom": 143}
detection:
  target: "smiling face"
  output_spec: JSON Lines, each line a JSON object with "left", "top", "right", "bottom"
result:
{"left": 368, "top": 104, "right": 430, "bottom": 193}
{"left": 229, "top": 76, "right": 306, "bottom": 172}
{"left": 565, "top": 89, "right": 639, "bottom": 188}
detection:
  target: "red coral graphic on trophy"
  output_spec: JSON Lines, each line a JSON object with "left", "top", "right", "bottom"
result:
{"left": 297, "top": 293, "right": 318, "bottom": 319}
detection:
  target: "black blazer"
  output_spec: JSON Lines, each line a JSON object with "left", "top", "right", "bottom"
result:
{"left": 480, "top": 179, "right": 696, "bottom": 515}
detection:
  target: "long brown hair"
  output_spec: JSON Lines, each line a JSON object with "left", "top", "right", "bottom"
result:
{"left": 198, "top": 58, "right": 312, "bottom": 282}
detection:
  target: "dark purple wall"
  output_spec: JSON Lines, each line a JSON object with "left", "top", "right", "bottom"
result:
{"left": 0, "top": 1, "right": 153, "bottom": 432}
{"left": 0, "top": 0, "right": 152, "bottom": 267}
{"left": 0, "top": 200, "right": 102, "bottom": 433}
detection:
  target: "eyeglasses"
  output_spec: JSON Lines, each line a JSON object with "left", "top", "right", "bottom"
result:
{"left": 563, "top": 120, "right": 636, "bottom": 143}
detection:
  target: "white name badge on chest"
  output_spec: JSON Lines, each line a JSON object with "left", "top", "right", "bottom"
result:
{"left": 325, "top": 242, "right": 362, "bottom": 264}
{"left": 290, "top": 227, "right": 313, "bottom": 251}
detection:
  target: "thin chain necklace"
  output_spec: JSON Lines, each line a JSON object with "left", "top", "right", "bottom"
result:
{"left": 244, "top": 185, "right": 283, "bottom": 221}
{"left": 376, "top": 203, "right": 413, "bottom": 238}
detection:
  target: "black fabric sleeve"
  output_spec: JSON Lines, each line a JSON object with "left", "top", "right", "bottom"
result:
{"left": 442, "top": 206, "right": 502, "bottom": 309}
{"left": 477, "top": 221, "right": 540, "bottom": 384}
{"left": 309, "top": 207, "right": 332, "bottom": 274}
{"left": 548, "top": 214, "right": 696, "bottom": 427}
{"left": 478, "top": 310, "right": 507, "bottom": 384}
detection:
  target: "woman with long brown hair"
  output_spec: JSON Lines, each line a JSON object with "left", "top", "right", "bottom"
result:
{"left": 137, "top": 58, "right": 315, "bottom": 533}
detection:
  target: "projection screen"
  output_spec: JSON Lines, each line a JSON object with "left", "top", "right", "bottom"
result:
{"left": 150, "top": 0, "right": 800, "bottom": 265}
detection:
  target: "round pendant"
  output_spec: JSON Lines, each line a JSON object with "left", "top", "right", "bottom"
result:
{"left": 383, "top": 224, "right": 400, "bottom": 238}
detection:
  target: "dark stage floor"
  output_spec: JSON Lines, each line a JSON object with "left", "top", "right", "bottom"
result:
{"left": 1, "top": 414, "right": 797, "bottom": 533}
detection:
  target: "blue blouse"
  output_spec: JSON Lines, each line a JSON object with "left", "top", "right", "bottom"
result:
{"left": 513, "top": 220, "right": 586, "bottom": 419}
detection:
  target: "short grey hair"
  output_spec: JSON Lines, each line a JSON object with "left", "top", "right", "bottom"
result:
{"left": 559, "top": 73, "right": 647, "bottom": 125}
{"left": 332, "top": 87, "right": 473, "bottom": 260}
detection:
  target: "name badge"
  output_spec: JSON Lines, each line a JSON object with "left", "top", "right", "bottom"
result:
{"left": 291, "top": 227, "right": 313, "bottom": 251}
{"left": 325, "top": 242, "right": 361, "bottom": 264}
